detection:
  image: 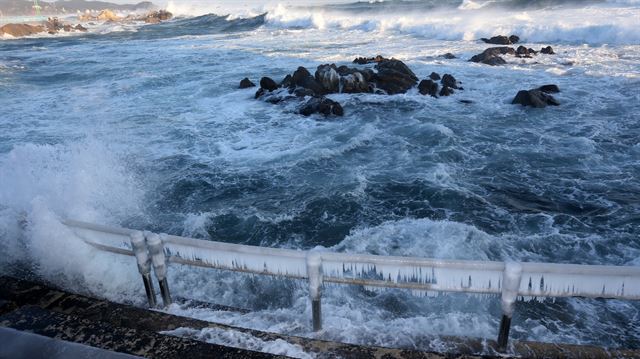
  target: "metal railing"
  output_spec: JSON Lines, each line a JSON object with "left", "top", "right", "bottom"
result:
{"left": 62, "top": 219, "right": 640, "bottom": 351}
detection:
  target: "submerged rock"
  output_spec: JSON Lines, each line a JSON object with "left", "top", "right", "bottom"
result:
{"left": 429, "top": 72, "right": 441, "bottom": 81}
{"left": 440, "top": 53, "right": 457, "bottom": 59}
{"left": 239, "top": 78, "right": 256, "bottom": 89}
{"left": 299, "top": 96, "right": 344, "bottom": 117}
{"left": 538, "top": 84, "right": 560, "bottom": 93}
{"left": 418, "top": 79, "right": 439, "bottom": 97}
{"left": 512, "top": 89, "right": 560, "bottom": 108}
{"left": 481, "top": 35, "right": 520, "bottom": 45}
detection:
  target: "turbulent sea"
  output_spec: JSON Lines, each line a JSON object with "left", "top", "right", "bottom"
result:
{"left": 1, "top": 0, "right": 639, "bottom": 356}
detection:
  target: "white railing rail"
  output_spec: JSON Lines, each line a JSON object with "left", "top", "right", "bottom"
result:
{"left": 62, "top": 219, "right": 640, "bottom": 351}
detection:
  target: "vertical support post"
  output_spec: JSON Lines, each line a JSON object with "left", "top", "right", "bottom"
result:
{"left": 146, "top": 233, "right": 172, "bottom": 307}
{"left": 306, "top": 251, "right": 323, "bottom": 332}
{"left": 497, "top": 262, "right": 523, "bottom": 352}
{"left": 130, "top": 231, "right": 156, "bottom": 308}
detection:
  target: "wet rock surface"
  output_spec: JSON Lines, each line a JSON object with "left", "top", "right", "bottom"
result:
{"left": 512, "top": 86, "right": 561, "bottom": 108}
{"left": 481, "top": 35, "right": 520, "bottom": 45}
{"left": 239, "top": 77, "right": 256, "bottom": 89}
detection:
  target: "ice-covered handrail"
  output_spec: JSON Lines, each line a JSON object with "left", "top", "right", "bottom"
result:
{"left": 62, "top": 219, "right": 640, "bottom": 351}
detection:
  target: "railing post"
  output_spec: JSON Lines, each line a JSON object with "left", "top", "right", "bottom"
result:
{"left": 497, "top": 262, "right": 523, "bottom": 352}
{"left": 306, "top": 250, "right": 323, "bottom": 332}
{"left": 146, "top": 233, "right": 172, "bottom": 307}
{"left": 129, "top": 231, "right": 156, "bottom": 308}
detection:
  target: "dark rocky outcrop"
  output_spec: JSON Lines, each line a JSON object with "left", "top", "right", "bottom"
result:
{"left": 429, "top": 72, "right": 441, "bottom": 81}
{"left": 540, "top": 46, "right": 555, "bottom": 55}
{"left": 481, "top": 35, "right": 520, "bottom": 45}
{"left": 239, "top": 78, "right": 256, "bottom": 89}
{"left": 259, "top": 77, "right": 278, "bottom": 92}
{"left": 373, "top": 59, "right": 418, "bottom": 95}
{"left": 418, "top": 79, "right": 439, "bottom": 97}
{"left": 353, "top": 55, "right": 386, "bottom": 64}
{"left": 516, "top": 45, "right": 532, "bottom": 58}
{"left": 290, "top": 67, "right": 325, "bottom": 96}
{"left": 441, "top": 74, "right": 461, "bottom": 90}
{"left": 75, "top": 24, "right": 88, "bottom": 31}
{"left": 469, "top": 46, "right": 515, "bottom": 65}
{"left": 299, "top": 96, "right": 344, "bottom": 117}
{"left": 439, "top": 86, "right": 454, "bottom": 97}
{"left": 512, "top": 88, "right": 560, "bottom": 108}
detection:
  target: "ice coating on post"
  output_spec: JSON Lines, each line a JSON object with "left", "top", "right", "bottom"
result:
{"left": 130, "top": 231, "right": 151, "bottom": 275}
{"left": 501, "top": 262, "right": 522, "bottom": 317}
{"left": 306, "top": 250, "right": 323, "bottom": 300}
{"left": 146, "top": 233, "right": 167, "bottom": 281}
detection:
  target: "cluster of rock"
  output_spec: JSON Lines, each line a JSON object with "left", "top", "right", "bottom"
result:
{"left": 471, "top": 34, "right": 555, "bottom": 66}
{"left": 78, "top": 9, "right": 172, "bottom": 23}
{"left": 512, "top": 84, "right": 560, "bottom": 108}
{"left": 240, "top": 57, "right": 464, "bottom": 117}
{"left": 0, "top": 18, "right": 87, "bottom": 37}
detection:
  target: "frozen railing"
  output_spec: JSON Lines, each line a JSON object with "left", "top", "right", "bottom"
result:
{"left": 62, "top": 219, "right": 640, "bottom": 351}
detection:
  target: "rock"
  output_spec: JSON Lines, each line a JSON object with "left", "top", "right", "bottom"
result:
{"left": 469, "top": 46, "right": 515, "bottom": 65}
{"left": 239, "top": 78, "right": 256, "bottom": 89}
{"left": 537, "top": 84, "right": 560, "bottom": 93}
{"left": 341, "top": 72, "right": 369, "bottom": 93}
{"left": 259, "top": 77, "right": 278, "bottom": 92}
{"left": 145, "top": 10, "right": 173, "bottom": 23}
{"left": 440, "top": 53, "right": 457, "bottom": 59}
{"left": 516, "top": 45, "right": 532, "bottom": 57}
{"left": 512, "top": 89, "right": 559, "bottom": 108}
{"left": 75, "top": 24, "right": 88, "bottom": 32}
{"left": 540, "top": 46, "right": 555, "bottom": 55}
{"left": 441, "top": 74, "right": 460, "bottom": 90}
{"left": 481, "top": 35, "right": 519, "bottom": 45}
{"left": 97, "top": 9, "right": 120, "bottom": 22}
{"left": 315, "top": 64, "right": 340, "bottom": 93}
{"left": 459, "top": 100, "right": 473, "bottom": 104}
{"left": 290, "top": 67, "right": 325, "bottom": 96}
{"left": 429, "top": 72, "right": 441, "bottom": 81}
{"left": 528, "top": 48, "right": 538, "bottom": 55}
{"left": 418, "top": 79, "right": 438, "bottom": 97}
{"left": 0, "top": 23, "right": 45, "bottom": 37}
{"left": 63, "top": 24, "right": 73, "bottom": 32}
{"left": 439, "top": 86, "right": 454, "bottom": 97}
{"left": 280, "top": 74, "right": 293, "bottom": 88}
{"left": 373, "top": 59, "right": 418, "bottom": 95}
{"left": 299, "top": 97, "right": 344, "bottom": 117}
{"left": 254, "top": 88, "right": 265, "bottom": 99}
{"left": 353, "top": 55, "right": 386, "bottom": 65}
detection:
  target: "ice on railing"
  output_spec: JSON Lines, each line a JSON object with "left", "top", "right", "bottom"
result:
{"left": 519, "top": 268, "right": 640, "bottom": 299}
{"left": 321, "top": 258, "right": 504, "bottom": 294}
{"left": 163, "top": 240, "right": 308, "bottom": 278}
{"left": 66, "top": 223, "right": 133, "bottom": 251}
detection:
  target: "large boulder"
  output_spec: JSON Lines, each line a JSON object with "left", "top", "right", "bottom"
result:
{"left": 512, "top": 89, "right": 559, "bottom": 108}
{"left": 315, "top": 64, "right": 340, "bottom": 93}
{"left": 259, "top": 77, "right": 278, "bottom": 92}
{"left": 481, "top": 35, "right": 520, "bottom": 45}
{"left": 97, "top": 9, "right": 120, "bottom": 21}
{"left": 429, "top": 72, "right": 441, "bottom": 81}
{"left": 439, "top": 86, "right": 454, "bottom": 97}
{"left": 418, "top": 79, "right": 438, "bottom": 97}
{"left": 291, "top": 67, "right": 325, "bottom": 96}
{"left": 372, "top": 59, "right": 418, "bottom": 95}
{"left": 441, "top": 74, "right": 461, "bottom": 90}
{"left": 469, "top": 47, "right": 515, "bottom": 65}
{"left": 145, "top": 10, "right": 173, "bottom": 23}
{"left": 299, "top": 97, "right": 344, "bottom": 117}
{"left": 0, "top": 23, "right": 45, "bottom": 37}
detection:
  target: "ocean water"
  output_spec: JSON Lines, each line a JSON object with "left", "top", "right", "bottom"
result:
{"left": 1, "top": 0, "right": 639, "bottom": 356}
